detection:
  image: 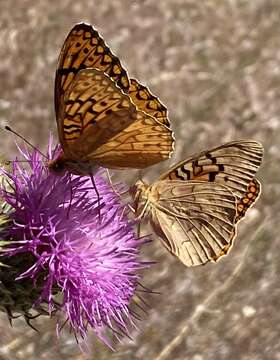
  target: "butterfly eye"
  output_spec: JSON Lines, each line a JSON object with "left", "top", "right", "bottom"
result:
{"left": 48, "top": 159, "right": 65, "bottom": 174}
{"left": 131, "top": 180, "right": 148, "bottom": 208}
{"left": 130, "top": 184, "right": 138, "bottom": 198}
{"left": 130, "top": 180, "right": 145, "bottom": 196}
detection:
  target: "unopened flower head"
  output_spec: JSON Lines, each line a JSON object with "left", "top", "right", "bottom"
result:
{"left": 0, "top": 139, "right": 150, "bottom": 347}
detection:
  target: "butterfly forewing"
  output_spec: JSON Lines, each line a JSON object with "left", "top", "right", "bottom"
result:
{"left": 128, "top": 78, "right": 170, "bottom": 126}
{"left": 147, "top": 180, "right": 237, "bottom": 267}
{"left": 159, "top": 140, "right": 263, "bottom": 200}
{"left": 55, "top": 23, "right": 130, "bottom": 119}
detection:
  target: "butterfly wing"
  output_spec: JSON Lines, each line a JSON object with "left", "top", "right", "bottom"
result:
{"left": 128, "top": 78, "right": 170, "bottom": 126}
{"left": 90, "top": 112, "right": 174, "bottom": 168}
{"left": 60, "top": 68, "right": 174, "bottom": 168}
{"left": 199, "top": 178, "right": 262, "bottom": 262}
{"left": 55, "top": 22, "right": 130, "bottom": 145}
{"left": 235, "top": 177, "right": 261, "bottom": 223}
{"left": 146, "top": 180, "right": 237, "bottom": 267}
{"left": 55, "top": 23, "right": 174, "bottom": 170}
{"left": 146, "top": 140, "right": 263, "bottom": 265}
{"left": 60, "top": 68, "right": 134, "bottom": 157}
{"left": 159, "top": 140, "right": 263, "bottom": 200}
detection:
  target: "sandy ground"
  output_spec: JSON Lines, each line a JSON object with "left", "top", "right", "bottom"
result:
{"left": 0, "top": 0, "right": 279, "bottom": 359}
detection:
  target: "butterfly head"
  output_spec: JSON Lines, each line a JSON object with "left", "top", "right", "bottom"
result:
{"left": 49, "top": 153, "right": 99, "bottom": 176}
{"left": 48, "top": 157, "right": 66, "bottom": 175}
{"left": 131, "top": 179, "right": 150, "bottom": 217}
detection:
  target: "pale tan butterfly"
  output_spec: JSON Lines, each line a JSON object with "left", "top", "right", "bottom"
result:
{"left": 132, "top": 140, "right": 263, "bottom": 267}
{"left": 48, "top": 23, "right": 174, "bottom": 175}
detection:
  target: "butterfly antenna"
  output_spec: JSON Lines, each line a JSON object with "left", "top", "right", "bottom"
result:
{"left": 105, "top": 169, "right": 128, "bottom": 198}
{"left": 67, "top": 174, "right": 73, "bottom": 219}
{"left": 90, "top": 173, "right": 101, "bottom": 222}
{"left": 5, "top": 126, "right": 48, "bottom": 159}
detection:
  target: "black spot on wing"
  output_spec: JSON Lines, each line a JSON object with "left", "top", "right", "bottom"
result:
{"left": 209, "top": 172, "right": 219, "bottom": 182}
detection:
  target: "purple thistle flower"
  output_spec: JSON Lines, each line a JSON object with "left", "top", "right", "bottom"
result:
{"left": 0, "top": 138, "right": 150, "bottom": 347}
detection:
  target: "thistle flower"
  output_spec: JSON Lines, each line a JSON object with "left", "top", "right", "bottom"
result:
{"left": 0, "top": 139, "right": 150, "bottom": 347}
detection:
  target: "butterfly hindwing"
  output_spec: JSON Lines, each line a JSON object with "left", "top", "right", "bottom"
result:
{"left": 148, "top": 180, "right": 237, "bottom": 267}
{"left": 213, "top": 177, "right": 262, "bottom": 262}
{"left": 89, "top": 110, "right": 174, "bottom": 168}
{"left": 203, "top": 178, "right": 261, "bottom": 263}
{"left": 61, "top": 68, "right": 174, "bottom": 167}
{"left": 235, "top": 177, "right": 261, "bottom": 223}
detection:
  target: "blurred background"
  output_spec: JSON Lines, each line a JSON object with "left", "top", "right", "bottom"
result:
{"left": 0, "top": 0, "right": 279, "bottom": 359}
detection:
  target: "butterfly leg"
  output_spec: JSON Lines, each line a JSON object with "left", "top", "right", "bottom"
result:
{"left": 127, "top": 203, "right": 136, "bottom": 213}
{"left": 134, "top": 200, "right": 149, "bottom": 221}
{"left": 137, "top": 221, "right": 141, "bottom": 238}
{"left": 105, "top": 170, "right": 138, "bottom": 214}
{"left": 105, "top": 169, "right": 122, "bottom": 198}
{"left": 105, "top": 169, "right": 132, "bottom": 198}
{"left": 90, "top": 173, "right": 101, "bottom": 222}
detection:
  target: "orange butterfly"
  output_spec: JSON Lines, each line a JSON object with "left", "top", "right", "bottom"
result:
{"left": 48, "top": 23, "right": 174, "bottom": 175}
{"left": 133, "top": 140, "right": 263, "bottom": 266}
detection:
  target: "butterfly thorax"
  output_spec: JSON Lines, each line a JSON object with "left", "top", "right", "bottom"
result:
{"left": 132, "top": 180, "right": 160, "bottom": 218}
{"left": 48, "top": 153, "right": 98, "bottom": 176}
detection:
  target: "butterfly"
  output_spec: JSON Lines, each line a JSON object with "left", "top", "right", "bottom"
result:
{"left": 132, "top": 140, "right": 264, "bottom": 267}
{"left": 48, "top": 23, "right": 174, "bottom": 175}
